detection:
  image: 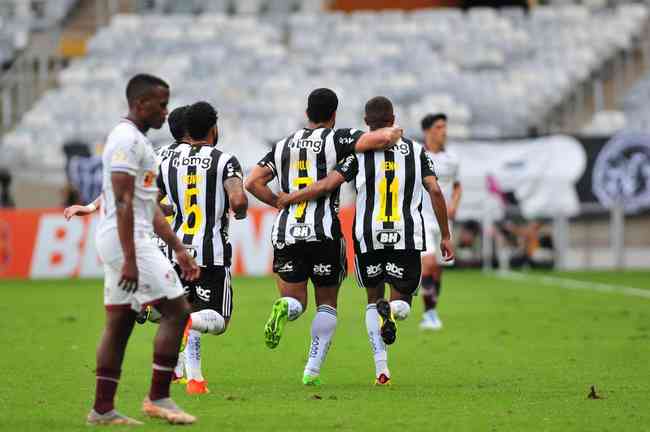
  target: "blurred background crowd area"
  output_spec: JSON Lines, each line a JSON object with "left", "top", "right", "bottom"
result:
{"left": 0, "top": 0, "right": 648, "bottom": 271}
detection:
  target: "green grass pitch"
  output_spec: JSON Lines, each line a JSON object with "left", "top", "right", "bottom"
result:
{"left": 1, "top": 270, "right": 649, "bottom": 431}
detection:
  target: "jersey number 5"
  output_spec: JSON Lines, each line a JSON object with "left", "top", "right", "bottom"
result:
{"left": 181, "top": 188, "right": 203, "bottom": 235}
{"left": 377, "top": 176, "right": 400, "bottom": 222}
{"left": 292, "top": 176, "right": 313, "bottom": 219}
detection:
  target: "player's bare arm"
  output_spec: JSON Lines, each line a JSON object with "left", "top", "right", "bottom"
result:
{"left": 224, "top": 177, "right": 248, "bottom": 220}
{"left": 153, "top": 206, "right": 200, "bottom": 281}
{"left": 245, "top": 165, "right": 279, "bottom": 209}
{"left": 277, "top": 171, "right": 345, "bottom": 210}
{"left": 423, "top": 175, "right": 455, "bottom": 261}
{"left": 112, "top": 172, "right": 138, "bottom": 293}
{"left": 354, "top": 126, "right": 403, "bottom": 152}
{"left": 448, "top": 181, "right": 462, "bottom": 220}
{"left": 63, "top": 196, "right": 102, "bottom": 220}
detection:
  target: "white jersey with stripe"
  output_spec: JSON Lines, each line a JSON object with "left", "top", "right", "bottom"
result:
{"left": 97, "top": 119, "right": 159, "bottom": 241}
{"left": 336, "top": 137, "right": 437, "bottom": 253}
{"left": 158, "top": 143, "right": 243, "bottom": 267}
{"left": 257, "top": 127, "right": 364, "bottom": 246}
{"left": 421, "top": 148, "right": 459, "bottom": 228}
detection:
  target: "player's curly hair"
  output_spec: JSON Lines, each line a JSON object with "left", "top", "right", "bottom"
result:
{"left": 185, "top": 101, "right": 218, "bottom": 140}
{"left": 168, "top": 105, "right": 189, "bottom": 141}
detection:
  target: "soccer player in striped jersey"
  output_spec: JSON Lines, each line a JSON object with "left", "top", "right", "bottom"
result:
{"left": 277, "top": 96, "right": 454, "bottom": 385}
{"left": 157, "top": 101, "right": 247, "bottom": 394}
{"left": 245, "top": 88, "right": 403, "bottom": 386}
{"left": 418, "top": 113, "right": 462, "bottom": 331}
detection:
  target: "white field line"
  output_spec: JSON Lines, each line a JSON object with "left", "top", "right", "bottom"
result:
{"left": 493, "top": 271, "right": 650, "bottom": 300}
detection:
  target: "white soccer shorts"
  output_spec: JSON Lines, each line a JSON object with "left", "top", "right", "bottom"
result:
{"left": 96, "top": 230, "right": 185, "bottom": 312}
{"left": 422, "top": 218, "right": 455, "bottom": 265}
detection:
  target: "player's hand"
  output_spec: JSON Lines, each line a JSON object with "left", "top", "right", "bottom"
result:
{"left": 440, "top": 238, "right": 455, "bottom": 262}
{"left": 63, "top": 205, "right": 89, "bottom": 220}
{"left": 387, "top": 126, "right": 403, "bottom": 144}
{"left": 447, "top": 206, "right": 457, "bottom": 220}
{"left": 176, "top": 249, "right": 200, "bottom": 282}
{"left": 233, "top": 209, "right": 247, "bottom": 220}
{"left": 119, "top": 259, "right": 139, "bottom": 293}
{"left": 276, "top": 192, "right": 290, "bottom": 210}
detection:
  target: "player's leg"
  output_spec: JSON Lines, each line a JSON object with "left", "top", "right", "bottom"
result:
{"left": 88, "top": 306, "right": 143, "bottom": 425}
{"left": 421, "top": 227, "right": 443, "bottom": 330}
{"left": 355, "top": 251, "right": 391, "bottom": 384}
{"left": 87, "top": 251, "right": 142, "bottom": 425}
{"left": 185, "top": 266, "right": 233, "bottom": 395}
{"left": 265, "top": 244, "right": 308, "bottom": 349}
{"left": 302, "top": 239, "right": 346, "bottom": 385}
{"left": 134, "top": 240, "right": 195, "bottom": 424}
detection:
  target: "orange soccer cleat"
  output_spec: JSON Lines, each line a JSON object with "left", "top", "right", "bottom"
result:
{"left": 186, "top": 379, "right": 210, "bottom": 395}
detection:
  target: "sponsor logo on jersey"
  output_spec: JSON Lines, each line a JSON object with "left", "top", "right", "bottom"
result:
{"left": 386, "top": 262, "right": 404, "bottom": 278}
{"left": 366, "top": 263, "right": 382, "bottom": 277}
{"left": 376, "top": 230, "right": 401, "bottom": 245}
{"left": 338, "top": 137, "right": 355, "bottom": 146}
{"left": 313, "top": 263, "right": 332, "bottom": 276}
{"left": 171, "top": 155, "right": 213, "bottom": 170}
{"left": 278, "top": 261, "right": 294, "bottom": 273}
{"left": 339, "top": 155, "right": 355, "bottom": 173}
{"left": 289, "top": 224, "right": 313, "bottom": 240}
{"left": 143, "top": 171, "right": 156, "bottom": 187}
{"left": 195, "top": 285, "right": 211, "bottom": 302}
{"left": 289, "top": 138, "right": 323, "bottom": 153}
{"left": 389, "top": 142, "right": 411, "bottom": 156}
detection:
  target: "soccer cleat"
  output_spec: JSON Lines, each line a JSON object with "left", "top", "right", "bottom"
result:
{"left": 135, "top": 306, "right": 151, "bottom": 325}
{"left": 302, "top": 374, "right": 321, "bottom": 386}
{"left": 264, "top": 298, "right": 289, "bottom": 349}
{"left": 376, "top": 299, "right": 397, "bottom": 345}
{"left": 180, "top": 316, "right": 192, "bottom": 353}
{"left": 86, "top": 409, "right": 143, "bottom": 426}
{"left": 186, "top": 379, "right": 210, "bottom": 395}
{"left": 374, "top": 372, "right": 391, "bottom": 386}
{"left": 142, "top": 397, "right": 196, "bottom": 425}
{"left": 419, "top": 311, "right": 443, "bottom": 331}
{"left": 172, "top": 374, "right": 187, "bottom": 385}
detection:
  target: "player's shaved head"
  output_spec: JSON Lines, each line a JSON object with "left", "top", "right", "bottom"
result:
{"left": 126, "top": 73, "right": 169, "bottom": 106}
{"left": 168, "top": 105, "right": 189, "bottom": 141}
{"left": 185, "top": 101, "right": 218, "bottom": 141}
{"left": 307, "top": 88, "right": 338, "bottom": 124}
{"left": 365, "top": 96, "right": 394, "bottom": 130}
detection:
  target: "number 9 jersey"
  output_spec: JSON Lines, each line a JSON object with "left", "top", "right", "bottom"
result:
{"left": 157, "top": 143, "right": 243, "bottom": 267}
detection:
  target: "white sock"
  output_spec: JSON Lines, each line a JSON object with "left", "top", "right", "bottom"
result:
{"left": 283, "top": 297, "right": 303, "bottom": 321}
{"left": 174, "top": 349, "right": 185, "bottom": 378}
{"left": 365, "top": 304, "right": 388, "bottom": 377}
{"left": 390, "top": 300, "right": 411, "bottom": 321}
{"left": 185, "top": 329, "right": 204, "bottom": 381}
{"left": 304, "top": 305, "right": 337, "bottom": 377}
{"left": 191, "top": 309, "right": 226, "bottom": 335}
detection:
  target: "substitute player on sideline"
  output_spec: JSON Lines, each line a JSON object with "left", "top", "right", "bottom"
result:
{"left": 157, "top": 101, "right": 247, "bottom": 394}
{"left": 245, "top": 88, "right": 403, "bottom": 386}
{"left": 277, "top": 97, "right": 454, "bottom": 385}
{"left": 419, "top": 113, "right": 462, "bottom": 331}
{"left": 87, "top": 74, "right": 199, "bottom": 425}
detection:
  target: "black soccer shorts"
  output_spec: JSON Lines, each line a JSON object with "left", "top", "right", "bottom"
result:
{"left": 272, "top": 238, "right": 347, "bottom": 287}
{"left": 353, "top": 249, "right": 422, "bottom": 296}
{"left": 174, "top": 264, "right": 233, "bottom": 318}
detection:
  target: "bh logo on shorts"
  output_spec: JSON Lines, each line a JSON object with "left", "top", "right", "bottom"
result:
{"left": 366, "top": 263, "right": 382, "bottom": 277}
{"left": 313, "top": 263, "right": 332, "bottom": 276}
{"left": 195, "top": 285, "right": 211, "bottom": 302}
{"left": 386, "top": 262, "right": 404, "bottom": 278}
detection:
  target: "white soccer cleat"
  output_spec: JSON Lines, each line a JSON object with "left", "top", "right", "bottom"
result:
{"left": 419, "top": 311, "right": 443, "bottom": 331}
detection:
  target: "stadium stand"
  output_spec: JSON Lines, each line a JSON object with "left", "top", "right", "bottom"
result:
{"left": 1, "top": 2, "right": 648, "bottom": 177}
{"left": 0, "top": 0, "right": 77, "bottom": 64}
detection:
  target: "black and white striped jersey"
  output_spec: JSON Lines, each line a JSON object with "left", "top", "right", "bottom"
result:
{"left": 154, "top": 140, "right": 186, "bottom": 261}
{"left": 157, "top": 143, "right": 243, "bottom": 267}
{"left": 258, "top": 127, "right": 364, "bottom": 246}
{"left": 335, "top": 138, "right": 437, "bottom": 253}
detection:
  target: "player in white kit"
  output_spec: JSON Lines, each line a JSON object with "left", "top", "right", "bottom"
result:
{"left": 419, "top": 113, "right": 462, "bottom": 331}
{"left": 87, "top": 74, "right": 200, "bottom": 426}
